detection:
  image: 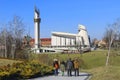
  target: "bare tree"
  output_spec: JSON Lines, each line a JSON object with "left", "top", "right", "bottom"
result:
{"left": 0, "top": 26, "right": 7, "bottom": 58}
{"left": 8, "top": 16, "right": 25, "bottom": 59}
{"left": 118, "top": 33, "right": 120, "bottom": 41}
{"left": 104, "top": 19, "right": 120, "bottom": 66}
{"left": 0, "top": 16, "right": 25, "bottom": 59}
{"left": 91, "top": 38, "right": 98, "bottom": 47}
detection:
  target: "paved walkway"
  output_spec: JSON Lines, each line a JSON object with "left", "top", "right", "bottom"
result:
{"left": 28, "top": 71, "right": 91, "bottom": 80}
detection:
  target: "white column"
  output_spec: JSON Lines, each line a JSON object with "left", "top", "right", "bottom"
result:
{"left": 34, "top": 22, "right": 40, "bottom": 49}
{"left": 71, "top": 38, "right": 75, "bottom": 45}
{"left": 34, "top": 8, "right": 41, "bottom": 53}
{"left": 56, "top": 36, "right": 60, "bottom": 46}
{"left": 66, "top": 38, "right": 70, "bottom": 46}
{"left": 61, "top": 37, "right": 65, "bottom": 46}
{"left": 51, "top": 35, "right": 56, "bottom": 46}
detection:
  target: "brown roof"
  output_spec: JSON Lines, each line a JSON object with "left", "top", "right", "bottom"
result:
{"left": 41, "top": 38, "right": 51, "bottom": 41}
{"left": 30, "top": 38, "right": 51, "bottom": 42}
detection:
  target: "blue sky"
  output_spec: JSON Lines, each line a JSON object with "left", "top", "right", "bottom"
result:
{"left": 0, "top": 0, "right": 120, "bottom": 40}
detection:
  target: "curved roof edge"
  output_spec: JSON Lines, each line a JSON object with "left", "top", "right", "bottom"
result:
{"left": 52, "top": 32, "right": 77, "bottom": 37}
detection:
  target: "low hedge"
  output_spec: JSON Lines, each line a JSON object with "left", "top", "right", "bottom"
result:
{"left": 0, "top": 60, "right": 54, "bottom": 79}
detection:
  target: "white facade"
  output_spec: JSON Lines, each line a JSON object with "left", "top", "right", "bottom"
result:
{"left": 51, "top": 32, "right": 77, "bottom": 46}
{"left": 51, "top": 25, "right": 90, "bottom": 47}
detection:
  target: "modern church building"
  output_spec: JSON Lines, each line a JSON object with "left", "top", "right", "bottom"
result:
{"left": 29, "top": 7, "right": 91, "bottom": 53}
{"left": 51, "top": 25, "right": 90, "bottom": 48}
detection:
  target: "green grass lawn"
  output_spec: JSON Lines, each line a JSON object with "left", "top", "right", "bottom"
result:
{"left": 85, "top": 66, "right": 120, "bottom": 80}
{"left": 34, "top": 50, "right": 120, "bottom": 80}
{"left": 35, "top": 50, "right": 108, "bottom": 69}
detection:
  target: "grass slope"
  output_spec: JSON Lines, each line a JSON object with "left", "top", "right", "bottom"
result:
{"left": 36, "top": 50, "right": 120, "bottom": 80}
{"left": 86, "top": 66, "right": 120, "bottom": 80}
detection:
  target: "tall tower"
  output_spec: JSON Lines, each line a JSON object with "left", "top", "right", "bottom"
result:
{"left": 78, "top": 24, "right": 90, "bottom": 47}
{"left": 34, "top": 7, "right": 41, "bottom": 53}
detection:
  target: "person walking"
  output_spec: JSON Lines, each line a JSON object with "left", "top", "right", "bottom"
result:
{"left": 73, "top": 58, "right": 80, "bottom": 76}
{"left": 60, "top": 61, "right": 65, "bottom": 76}
{"left": 53, "top": 59, "right": 59, "bottom": 76}
{"left": 66, "top": 58, "right": 73, "bottom": 76}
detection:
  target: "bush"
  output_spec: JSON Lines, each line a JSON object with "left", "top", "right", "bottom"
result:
{"left": 0, "top": 60, "right": 54, "bottom": 79}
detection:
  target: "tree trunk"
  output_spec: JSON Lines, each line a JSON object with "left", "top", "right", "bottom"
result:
{"left": 106, "top": 37, "right": 114, "bottom": 66}
{"left": 106, "top": 44, "right": 111, "bottom": 66}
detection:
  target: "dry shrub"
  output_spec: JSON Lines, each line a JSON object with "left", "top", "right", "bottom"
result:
{"left": 38, "top": 54, "right": 53, "bottom": 65}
